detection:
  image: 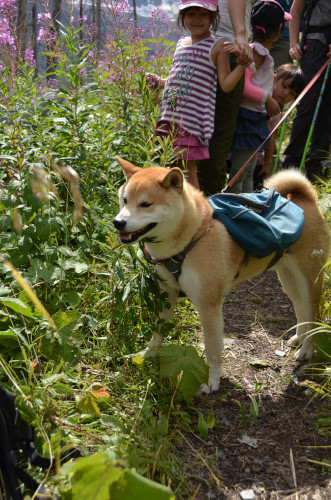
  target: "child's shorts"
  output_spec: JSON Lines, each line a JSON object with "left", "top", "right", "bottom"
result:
{"left": 156, "top": 121, "right": 209, "bottom": 161}
{"left": 232, "top": 108, "right": 269, "bottom": 151}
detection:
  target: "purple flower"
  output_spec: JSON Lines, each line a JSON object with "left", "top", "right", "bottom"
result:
{"left": 0, "top": 18, "right": 15, "bottom": 46}
{"left": 24, "top": 48, "right": 36, "bottom": 67}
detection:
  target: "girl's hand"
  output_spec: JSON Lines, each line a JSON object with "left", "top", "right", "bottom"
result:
{"left": 289, "top": 43, "right": 303, "bottom": 61}
{"left": 223, "top": 42, "right": 241, "bottom": 56}
{"left": 265, "top": 95, "right": 280, "bottom": 116}
{"left": 145, "top": 73, "right": 165, "bottom": 88}
{"left": 223, "top": 42, "right": 251, "bottom": 67}
{"left": 234, "top": 37, "right": 253, "bottom": 66}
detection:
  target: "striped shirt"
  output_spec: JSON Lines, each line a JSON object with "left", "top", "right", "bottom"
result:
{"left": 158, "top": 37, "right": 218, "bottom": 146}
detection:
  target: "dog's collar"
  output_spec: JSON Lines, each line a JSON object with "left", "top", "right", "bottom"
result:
{"left": 144, "top": 235, "right": 202, "bottom": 281}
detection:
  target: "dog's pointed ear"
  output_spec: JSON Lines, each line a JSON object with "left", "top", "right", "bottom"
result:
{"left": 160, "top": 168, "right": 183, "bottom": 194}
{"left": 115, "top": 156, "right": 140, "bottom": 180}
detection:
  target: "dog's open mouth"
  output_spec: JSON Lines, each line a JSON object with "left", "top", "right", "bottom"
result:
{"left": 119, "top": 223, "right": 157, "bottom": 244}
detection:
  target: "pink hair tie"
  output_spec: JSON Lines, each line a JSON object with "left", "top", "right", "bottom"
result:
{"left": 255, "top": 25, "right": 266, "bottom": 34}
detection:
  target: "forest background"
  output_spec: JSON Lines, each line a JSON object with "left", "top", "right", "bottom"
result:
{"left": 0, "top": 1, "right": 330, "bottom": 498}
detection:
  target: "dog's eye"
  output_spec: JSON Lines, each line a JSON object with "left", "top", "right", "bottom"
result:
{"left": 140, "top": 202, "right": 152, "bottom": 208}
{"left": 123, "top": 197, "right": 127, "bottom": 204}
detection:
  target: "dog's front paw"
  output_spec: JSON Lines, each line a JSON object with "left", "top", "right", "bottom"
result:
{"left": 294, "top": 342, "right": 314, "bottom": 361}
{"left": 199, "top": 377, "right": 220, "bottom": 395}
{"left": 199, "top": 383, "right": 211, "bottom": 394}
{"left": 288, "top": 334, "right": 301, "bottom": 347}
{"left": 288, "top": 334, "right": 314, "bottom": 361}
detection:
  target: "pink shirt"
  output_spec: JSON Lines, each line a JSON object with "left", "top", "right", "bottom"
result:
{"left": 240, "top": 42, "right": 274, "bottom": 113}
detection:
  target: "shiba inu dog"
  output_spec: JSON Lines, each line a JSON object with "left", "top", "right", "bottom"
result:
{"left": 113, "top": 157, "right": 330, "bottom": 393}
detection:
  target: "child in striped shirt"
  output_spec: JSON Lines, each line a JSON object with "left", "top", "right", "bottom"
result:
{"left": 146, "top": 0, "right": 247, "bottom": 190}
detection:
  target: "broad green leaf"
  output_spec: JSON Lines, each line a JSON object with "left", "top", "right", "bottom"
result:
{"left": 61, "top": 259, "right": 89, "bottom": 274}
{"left": 0, "top": 330, "right": 20, "bottom": 349}
{"left": 24, "top": 259, "right": 65, "bottom": 284}
{"left": 111, "top": 469, "right": 175, "bottom": 500}
{"left": 313, "top": 333, "right": 331, "bottom": 363}
{"left": 160, "top": 344, "right": 208, "bottom": 402}
{"left": 77, "top": 392, "right": 101, "bottom": 417}
{"left": 34, "top": 216, "right": 60, "bottom": 242}
{"left": 42, "top": 332, "right": 80, "bottom": 362}
{"left": 52, "top": 383, "right": 75, "bottom": 396}
{"left": 53, "top": 310, "right": 81, "bottom": 331}
{"left": 0, "top": 297, "right": 34, "bottom": 318}
{"left": 41, "top": 310, "right": 82, "bottom": 362}
{"left": 69, "top": 453, "right": 123, "bottom": 500}
{"left": 17, "top": 235, "right": 33, "bottom": 258}
{"left": 61, "top": 290, "right": 81, "bottom": 306}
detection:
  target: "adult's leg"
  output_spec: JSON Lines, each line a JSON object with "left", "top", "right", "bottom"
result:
{"left": 283, "top": 39, "right": 330, "bottom": 168}
{"left": 197, "top": 56, "right": 244, "bottom": 195}
{"left": 270, "top": 37, "right": 291, "bottom": 69}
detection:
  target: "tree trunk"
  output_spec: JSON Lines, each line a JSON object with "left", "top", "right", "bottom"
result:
{"left": 79, "top": 0, "right": 84, "bottom": 41}
{"left": 17, "top": 0, "right": 28, "bottom": 62}
{"left": 32, "top": 0, "right": 38, "bottom": 73}
{"left": 132, "top": 0, "right": 138, "bottom": 26}
{"left": 96, "top": 0, "right": 101, "bottom": 52}
{"left": 47, "top": 0, "right": 62, "bottom": 78}
{"left": 52, "top": 0, "right": 62, "bottom": 37}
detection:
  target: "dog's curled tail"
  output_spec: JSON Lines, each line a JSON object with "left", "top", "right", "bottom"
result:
{"left": 264, "top": 168, "right": 318, "bottom": 203}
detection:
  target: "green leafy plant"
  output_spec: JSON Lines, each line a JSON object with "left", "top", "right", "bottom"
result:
{"left": 63, "top": 452, "right": 175, "bottom": 499}
{"left": 159, "top": 344, "right": 209, "bottom": 403}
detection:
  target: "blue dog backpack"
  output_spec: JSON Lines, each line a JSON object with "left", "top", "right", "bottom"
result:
{"left": 209, "top": 189, "right": 305, "bottom": 259}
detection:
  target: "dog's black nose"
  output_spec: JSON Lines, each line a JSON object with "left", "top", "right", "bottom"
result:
{"left": 113, "top": 218, "right": 126, "bottom": 230}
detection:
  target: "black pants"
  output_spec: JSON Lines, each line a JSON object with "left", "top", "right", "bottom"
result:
{"left": 197, "top": 55, "right": 245, "bottom": 195}
{"left": 283, "top": 38, "right": 331, "bottom": 167}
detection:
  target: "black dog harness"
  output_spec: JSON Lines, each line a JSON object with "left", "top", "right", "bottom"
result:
{"left": 144, "top": 236, "right": 202, "bottom": 282}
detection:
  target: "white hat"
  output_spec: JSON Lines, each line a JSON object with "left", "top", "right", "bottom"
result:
{"left": 178, "top": 0, "right": 219, "bottom": 12}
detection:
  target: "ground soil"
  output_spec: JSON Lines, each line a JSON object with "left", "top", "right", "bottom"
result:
{"left": 177, "top": 271, "right": 331, "bottom": 499}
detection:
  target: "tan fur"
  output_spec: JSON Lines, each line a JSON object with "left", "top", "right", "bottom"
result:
{"left": 114, "top": 159, "right": 330, "bottom": 393}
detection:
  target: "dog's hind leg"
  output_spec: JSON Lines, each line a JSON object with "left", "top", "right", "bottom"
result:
{"left": 276, "top": 259, "right": 324, "bottom": 360}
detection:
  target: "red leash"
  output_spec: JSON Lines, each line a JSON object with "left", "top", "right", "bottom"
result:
{"left": 226, "top": 57, "right": 331, "bottom": 190}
